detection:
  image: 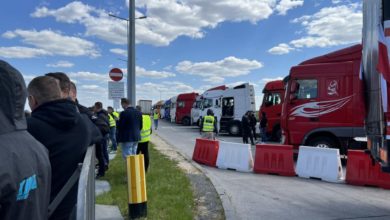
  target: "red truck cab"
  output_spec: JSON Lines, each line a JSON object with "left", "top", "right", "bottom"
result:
{"left": 259, "top": 80, "right": 285, "bottom": 141}
{"left": 176, "top": 92, "right": 199, "bottom": 125}
{"left": 281, "top": 44, "right": 366, "bottom": 154}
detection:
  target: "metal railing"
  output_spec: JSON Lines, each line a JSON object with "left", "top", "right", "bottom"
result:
{"left": 76, "top": 145, "right": 96, "bottom": 220}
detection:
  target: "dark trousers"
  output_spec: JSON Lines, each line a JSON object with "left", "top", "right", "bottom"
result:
{"left": 102, "top": 134, "right": 109, "bottom": 166}
{"left": 251, "top": 126, "right": 257, "bottom": 140}
{"left": 137, "top": 141, "right": 149, "bottom": 172}
{"left": 95, "top": 142, "right": 105, "bottom": 176}
{"left": 243, "top": 130, "right": 255, "bottom": 145}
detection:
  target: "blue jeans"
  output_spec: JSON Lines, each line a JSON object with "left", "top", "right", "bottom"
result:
{"left": 109, "top": 127, "right": 117, "bottom": 151}
{"left": 121, "top": 142, "right": 138, "bottom": 159}
{"left": 154, "top": 119, "right": 158, "bottom": 129}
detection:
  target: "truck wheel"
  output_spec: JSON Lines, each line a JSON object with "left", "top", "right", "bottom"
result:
{"left": 182, "top": 117, "right": 190, "bottom": 126}
{"left": 307, "top": 136, "right": 338, "bottom": 149}
{"left": 229, "top": 123, "right": 241, "bottom": 136}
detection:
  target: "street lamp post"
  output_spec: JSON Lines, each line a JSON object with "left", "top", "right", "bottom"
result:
{"left": 109, "top": 1, "right": 146, "bottom": 106}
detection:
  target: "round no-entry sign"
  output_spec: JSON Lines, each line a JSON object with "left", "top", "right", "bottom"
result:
{"left": 109, "top": 68, "right": 123, "bottom": 81}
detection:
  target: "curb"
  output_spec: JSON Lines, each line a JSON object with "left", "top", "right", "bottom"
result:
{"left": 154, "top": 133, "right": 238, "bottom": 220}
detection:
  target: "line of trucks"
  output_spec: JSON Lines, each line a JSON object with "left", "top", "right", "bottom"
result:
{"left": 149, "top": 0, "right": 390, "bottom": 172}
{"left": 151, "top": 44, "right": 366, "bottom": 156}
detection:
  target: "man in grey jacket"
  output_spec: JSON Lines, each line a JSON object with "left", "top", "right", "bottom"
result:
{"left": 0, "top": 60, "right": 51, "bottom": 220}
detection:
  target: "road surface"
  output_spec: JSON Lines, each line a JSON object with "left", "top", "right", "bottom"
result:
{"left": 154, "top": 120, "right": 390, "bottom": 220}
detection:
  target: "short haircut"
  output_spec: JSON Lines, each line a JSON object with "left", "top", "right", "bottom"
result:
{"left": 107, "top": 106, "right": 113, "bottom": 110}
{"left": 45, "top": 72, "right": 70, "bottom": 95}
{"left": 94, "top": 102, "right": 103, "bottom": 109}
{"left": 28, "top": 76, "right": 61, "bottom": 105}
{"left": 136, "top": 105, "right": 141, "bottom": 112}
{"left": 121, "top": 98, "right": 129, "bottom": 105}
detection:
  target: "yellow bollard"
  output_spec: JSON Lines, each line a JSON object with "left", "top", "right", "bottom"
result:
{"left": 126, "top": 154, "right": 147, "bottom": 219}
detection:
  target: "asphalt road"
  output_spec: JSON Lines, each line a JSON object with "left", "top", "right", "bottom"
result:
{"left": 154, "top": 120, "right": 390, "bottom": 220}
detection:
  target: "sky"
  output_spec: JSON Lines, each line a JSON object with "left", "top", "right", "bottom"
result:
{"left": 0, "top": 0, "right": 362, "bottom": 109}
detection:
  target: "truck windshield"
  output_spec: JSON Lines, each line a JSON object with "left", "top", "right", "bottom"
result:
{"left": 202, "top": 99, "right": 213, "bottom": 109}
{"left": 263, "top": 93, "right": 281, "bottom": 106}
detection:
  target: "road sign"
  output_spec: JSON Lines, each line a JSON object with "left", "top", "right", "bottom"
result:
{"left": 109, "top": 68, "right": 123, "bottom": 81}
{"left": 108, "top": 81, "right": 125, "bottom": 99}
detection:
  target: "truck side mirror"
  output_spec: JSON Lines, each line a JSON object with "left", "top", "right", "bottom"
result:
{"left": 290, "top": 81, "right": 298, "bottom": 93}
{"left": 290, "top": 93, "right": 297, "bottom": 100}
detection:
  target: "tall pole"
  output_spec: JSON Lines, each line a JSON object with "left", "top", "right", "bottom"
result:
{"left": 128, "top": 0, "right": 136, "bottom": 106}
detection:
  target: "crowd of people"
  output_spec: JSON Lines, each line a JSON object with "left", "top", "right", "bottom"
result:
{"left": 0, "top": 60, "right": 152, "bottom": 220}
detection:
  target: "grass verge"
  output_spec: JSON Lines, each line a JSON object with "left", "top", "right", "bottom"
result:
{"left": 96, "top": 143, "right": 194, "bottom": 220}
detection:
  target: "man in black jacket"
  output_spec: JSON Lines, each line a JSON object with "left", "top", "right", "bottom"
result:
{"left": 93, "top": 102, "right": 110, "bottom": 178}
{"left": 0, "top": 60, "right": 51, "bottom": 220}
{"left": 117, "top": 98, "right": 143, "bottom": 159}
{"left": 27, "top": 76, "right": 92, "bottom": 220}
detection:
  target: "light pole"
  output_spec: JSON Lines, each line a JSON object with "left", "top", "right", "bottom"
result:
{"left": 109, "top": 4, "right": 146, "bottom": 106}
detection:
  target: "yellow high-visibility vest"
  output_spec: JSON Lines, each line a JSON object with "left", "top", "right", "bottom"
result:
{"left": 108, "top": 112, "right": 119, "bottom": 127}
{"left": 140, "top": 115, "right": 152, "bottom": 143}
{"left": 202, "top": 115, "right": 215, "bottom": 132}
{"left": 153, "top": 112, "right": 159, "bottom": 120}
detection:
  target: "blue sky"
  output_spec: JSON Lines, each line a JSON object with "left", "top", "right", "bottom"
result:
{"left": 0, "top": 0, "right": 361, "bottom": 109}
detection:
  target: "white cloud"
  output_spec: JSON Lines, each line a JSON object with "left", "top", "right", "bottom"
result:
{"left": 2, "top": 29, "right": 100, "bottom": 57}
{"left": 136, "top": 81, "right": 195, "bottom": 102}
{"left": 276, "top": 0, "right": 304, "bottom": 15}
{"left": 136, "top": 66, "right": 175, "bottom": 79}
{"left": 68, "top": 71, "right": 108, "bottom": 82}
{"left": 46, "top": 60, "right": 74, "bottom": 68}
{"left": 175, "top": 56, "right": 263, "bottom": 83}
{"left": 261, "top": 77, "right": 284, "bottom": 83}
{"left": 0, "top": 46, "right": 50, "bottom": 58}
{"left": 332, "top": 0, "right": 341, "bottom": 4}
{"left": 81, "top": 84, "right": 100, "bottom": 89}
{"left": 110, "top": 48, "right": 127, "bottom": 57}
{"left": 31, "top": 0, "right": 303, "bottom": 47}
{"left": 268, "top": 43, "right": 295, "bottom": 55}
{"left": 290, "top": 3, "right": 362, "bottom": 48}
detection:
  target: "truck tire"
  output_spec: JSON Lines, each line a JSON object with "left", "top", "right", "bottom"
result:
{"left": 307, "top": 136, "right": 338, "bottom": 149}
{"left": 228, "top": 123, "right": 241, "bottom": 136}
{"left": 182, "top": 117, "right": 190, "bottom": 126}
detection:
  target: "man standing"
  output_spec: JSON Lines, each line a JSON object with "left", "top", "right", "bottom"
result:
{"left": 27, "top": 76, "right": 92, "bottom": 220}
{"left": 260, "top": 112, "right": 268, "bottom": 143}
{"left": 93, "top": 102, "right": 110, "bottom": 178}
{"left": 136, "top": 106, "right": 152, "bottom": 172}
{"left": 117, "top": 98, "right": 143, "bottom": 159}
{"left": 242, "top": 111, "right": 255, "bottom": 145}
{"left": 153, "top": 109, "right": 159, "bottom": 130}
{"left": 200, "top": 109, "right": 218, "bottom": 140}
{"left": 0, "top": 60, "right": 51, "bottom": 220}
{"left": 249, "top": 111, "right": 257, "bottom": 141}
{"left": 107, "top": 106, "right": 119, "bottom": 152}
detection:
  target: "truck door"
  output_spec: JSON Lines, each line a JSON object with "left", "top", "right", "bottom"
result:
{"left": 287, "top": 78, "right": 319, "bottom": 145}
{"left": 262, "top": 92, "right": 282, "bottom": 134}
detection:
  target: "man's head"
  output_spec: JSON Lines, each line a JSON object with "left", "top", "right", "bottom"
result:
{"left": 0, "top": 60, "right": 28, "bottom": 131}
{"left": 107, "top": 106, "right": 114, "bottom": 113}
{"left": 69, "top": 81, "right": 77, "bottom": 102}
{"left": 27, "top": 76, "right": 62, "bottom": 111}
{"left": 121, "top": 98, "right": 130, "bottom": 109}
{"left": 207, "top": 109, "right": 213, "bottom": 116}
{"left": 45, "top": 72, "right": 71, "bottom": 98}
{"left": 94, "top": 102, "right": 103, "bottom": 112}
{"left": 136, "top": 105, "right": 142, "bottom": 112}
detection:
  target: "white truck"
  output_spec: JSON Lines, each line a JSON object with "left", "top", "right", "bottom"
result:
{"left": 137, "top": 100, "right": 152, "bottom": 115}
{"left": 170, "top": 96, "right": 177, "bottom": 123}
{"left": 195, "top": 83, "right": 256, "bottom": 135}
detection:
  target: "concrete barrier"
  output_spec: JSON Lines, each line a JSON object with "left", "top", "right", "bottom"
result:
{"left": 192, "top": 138, "right": 219, "bottom": 167}
{"left": 296, "top": 146, "right": 344, "bottom": 183}
{"left": 216, "top": 141, "right": 253, "bottom": 172}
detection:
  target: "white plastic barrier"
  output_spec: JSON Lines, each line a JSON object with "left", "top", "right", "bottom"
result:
{"left": 216, "top": 141, "right": 254, "bottom": 172}
{"left": 296, "top": 146, "right": 344, "bottom": 183}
